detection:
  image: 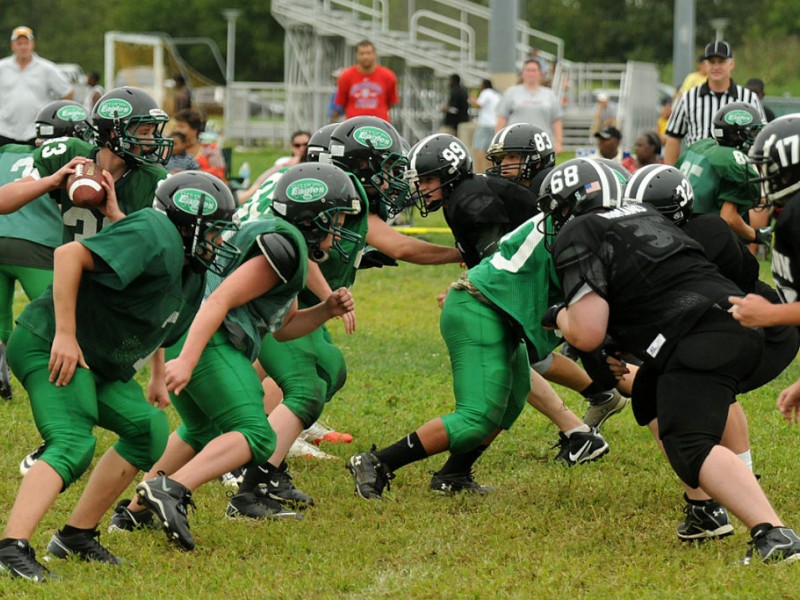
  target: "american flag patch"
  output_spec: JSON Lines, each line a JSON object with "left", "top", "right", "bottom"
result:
{"left": 584, "top": 181, "right": 601, "bottom": 193}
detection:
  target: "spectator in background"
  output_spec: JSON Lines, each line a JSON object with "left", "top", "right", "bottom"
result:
{"left": 664, "top": 41, "right": 763, "bottom": 165}
{"left": 594, "top": 126, "right": 624, "bottom": 161}
{"left": 677, "top": 55, "right": 708, "bottom": 96}
{"left": 0, "top": 26, "right": 73, "bottom": 147}
{"left": 657, "top": 97, "right": 672, "bottom": 143}
{"left": 173, "top": 74, "right": 192, "bottom": 113}
{"left": 172, "top": 108, "right": 227, "bottom": 182}
{"left": 83, "top": 71, "right": 104, "bottom": 112}
{"left": 496, "top": 59, "right": 563, "bottom": 154}
{"left": 237, "top": 130, "right": 310, "bottom": 203}
{"left": 746, "top": 78, "right": 776, "bottom": 122}
{"left": 165, "top": 131, "right": 200, "bottom": 173}
{"left": 590, "top": 92, "right": 617, "bottom": 136}
{"left": 441, "top": 74, "right": 470, "bottom": 137}
{"left": 626, "top": 131, "right": 662, "bottom": 172}
{"left": 470, "top": 78, "right": 501, "bottom": 173}
{"left": 332, "top": 40, "right": 399, "bottom": 122}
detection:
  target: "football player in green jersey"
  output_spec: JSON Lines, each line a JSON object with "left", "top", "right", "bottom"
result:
{"left": 0, "top": 100, "right": 91, "bottom": 401}
{"left": 123, "top": 163, "right": 357, "bottom": 552}
{"left": 0, "top": 172, "right": 237, "bottom": 581}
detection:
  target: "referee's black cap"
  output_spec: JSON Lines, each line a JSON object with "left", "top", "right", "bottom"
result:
{"left": 703, "top": 41, "right": 733, "bottom": 60}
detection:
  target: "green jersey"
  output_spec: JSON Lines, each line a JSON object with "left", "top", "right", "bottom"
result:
{"left": 17, "top": 209, "right": 187, "bottom": 382}
{"left": 237, "top": 170, "right": 368, "bottom": 307}
{"left": 0, "top": 144, "right": 61, "bottom": 248}
{"left": 468, "top": 213, "right": 561, "bottom": 360}
{"left": 208, "top": 215, "right": 308, "bottom": 361}
{"left": 676, "top": 138, "right": 759, "bottom": 216}
{"left": 34, "top": 137, "right": 167, "bottom": 242}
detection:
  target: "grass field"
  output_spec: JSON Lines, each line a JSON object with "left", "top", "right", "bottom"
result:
{"left": 1, "top": 165, "right": 799, "bottom": 597}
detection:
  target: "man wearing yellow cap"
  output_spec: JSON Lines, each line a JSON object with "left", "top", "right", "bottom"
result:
{"left": 0, "top": 26, "right": 73, "bottom": 147}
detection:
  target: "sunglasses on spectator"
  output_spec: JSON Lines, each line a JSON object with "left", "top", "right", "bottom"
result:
{"left": 292, "top": 141, "right": 309, "bottom": 148}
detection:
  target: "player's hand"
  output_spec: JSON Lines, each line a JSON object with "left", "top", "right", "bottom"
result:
{"left": 147, "top": 377, "right": 171, "bottom": 409}
{"left": 436, "top": 288, "right": 449, "bottom": 309}
{"left": 48, "top": 156, "right": 91, "bottom": 190}
{"left": 325, "top": 287, "right": 355, "bottom": 318}
{"left": 98, "top": 169, "right": 125, "bottom": 222}
{"left": 339, "top": 309, "right": 356, "bottom": 334}
{"left": 777, "top": 379, "right": 800, "bottom": 424}
{"left": 48, "top": 332, "right": 89, "bottom": 386}
{"left": 728, "top": 294, "right": 776, "bottom": 328}
{"left": 541, "top": 303, "right": 565, "bottom": 329}
{"left": 604, "top": 354, "right": 630, "bottom": 381}
{"left": 754, "top": 226, "right": 773, "bottom": 246}
{"left": 164, "top": 357, "right": 195, "bottom": 395}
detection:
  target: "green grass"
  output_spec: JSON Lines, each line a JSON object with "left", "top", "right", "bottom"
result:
{"left": 1, "top": 176, "right": 799, "bottom": 596}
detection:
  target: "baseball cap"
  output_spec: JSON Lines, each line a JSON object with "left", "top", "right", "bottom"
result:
{"left": 703, "top": 41, "right": 732, "bottom": 60}
{"left": 595, "top": 126, "right": 622, "bottom": 140}
{"left": 11, "top": 26, "right": 34, "bottom": 41}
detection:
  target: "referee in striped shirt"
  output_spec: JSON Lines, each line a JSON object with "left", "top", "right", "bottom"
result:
{"left": 664, "top": 41, "right": 764, "bottom": 165}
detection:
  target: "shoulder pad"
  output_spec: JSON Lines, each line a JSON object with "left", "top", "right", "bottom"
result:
{"left": 256, "top": 232, "right": 299, "bottom": 283}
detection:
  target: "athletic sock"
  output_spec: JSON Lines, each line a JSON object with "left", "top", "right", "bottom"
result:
{"left": 580, "top": 382, "right": 604, "bottom": 397}
{"left": 564, "top": 424, "right": 591, "bottom": 437}
{"left": 436, "top": 444, "right": 488, "bottom": 476}
{"left": 737, "top": 450, "right": 753, "bottom": 471}
{"left": 60, "top": 524, "right": 94, "bottom": 537}
{"left": 238, "top": 462, "right": 275, "bottom": 494}
{"left": 374, "top": 432, "right": 428, "bottom": 472}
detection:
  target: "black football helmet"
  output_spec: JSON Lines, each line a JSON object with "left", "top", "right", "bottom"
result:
{"left": 35, "top": 100, "right": 91, "bottom": 144}
{"left": 537, "top": 158, "right": 623, "bottom": 245}
{"left": 154, "top": 171, "right": 240, "bottom": 275}
{"left": 485, "top": 123, "right": 556, "bottom": 181}
{"left": 748, "top": 114, "right": 800, "bottom": 206}
{"left": 307, "top": 123, "right": 338, "bottom": 163}
{"left": 404, "top": 133, "right": 473, "bottom": 216}
{"left": 271, "top": 163, "right": 363, "bottom": 263}
{"left": 588, "top": 157, "right": 631, "bottom": 186}
{"left": 623, "top": 164, "right": 694, "bottom": 227}
{"left": 712, "top": 102, "right": 765, "bottom": 151}
{"left": 328, "top": 116, "right": 409, "bottom": 215}
{"left": 91, "top": 87, "right": 173, "bottom": 167}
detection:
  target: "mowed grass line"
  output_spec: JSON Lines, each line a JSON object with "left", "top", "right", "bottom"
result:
{"left": 1, "top": 209, "right": 799, "bottom": 596}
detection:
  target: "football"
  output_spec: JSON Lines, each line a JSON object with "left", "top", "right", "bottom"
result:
{"left": 67, "top": 162, "right": 106, "bottom": 209}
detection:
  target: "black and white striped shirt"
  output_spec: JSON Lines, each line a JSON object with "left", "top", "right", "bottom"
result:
{"left": 665, "top": 79, "right": 764, "bottom": 145}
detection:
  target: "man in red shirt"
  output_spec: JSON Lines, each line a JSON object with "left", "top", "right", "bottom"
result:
{"left": 333, "top": 40, "right": 399, "bottom": 122}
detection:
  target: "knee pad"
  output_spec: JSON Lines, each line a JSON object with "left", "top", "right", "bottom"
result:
{"left": 114, "top": 409, "right": 171, "bottom": 471}
{"left": 661, "top": 432, "right": 715, "bottom": 489}
{"left": 442, "top": 410, "right": 496, "bottom": 455}
{"left": 42, "top": 436, "right": 96, "bottom": 490}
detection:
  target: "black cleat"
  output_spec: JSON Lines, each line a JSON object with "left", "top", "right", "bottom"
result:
{"left": 107, "top": 499, "right": 158, "bottom": 533}
{"left": 136, "top": 472, "right": 196, "bottom": 551}
{"left": 583, "top": 389, "right": 628, "bottom": 429}
{"left": 347, "top": 446, "right": 394, "bottom": 500}
{"left": 265, "top": 464, "right": 315, "bottom": 508}
{"left": 47, "top": 528, "right": 122, "bottom": 564}
{"left": 742, "top": 524, "right": 800, "bottom": 564}
{"left": 0, "top": 539, "right": 56, "bottom": 582}
{"left": 677, "top": 499, "right": 734, "bottom": 542}
{"left": 429, "top": 470, "right": 494, "bottom": 495}
{"left": 0, "top": 341, "right": 11, "bottom": 400}
{"left": 225, "top": 485, "right": 301, "bottom": 520}
{"left": 553, "top": 428, "right": 609, "bottom": 467}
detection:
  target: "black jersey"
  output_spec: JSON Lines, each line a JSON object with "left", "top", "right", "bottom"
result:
{"left": 443, "top": 173, "right": 540, "bottom": 267}
{"left": 683, "top": 213, "right": 759, "bottom": 294}
{"left": 772, "top": 194, "right": 800, "bottom": 304}
{"left": 552, "top": 203, "right": 743, "bottom": 365}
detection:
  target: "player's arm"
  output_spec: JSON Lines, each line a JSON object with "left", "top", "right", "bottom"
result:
{"left": 663, "top": 136, "right": 682, "bottom": 165}
{"left": 366, "top": 214, "right": 461, "bottom": 264}
{"left": 165, "top": 255, "right": 282, "bottom": 394}
{"left": 49, "top": 241, "right": 94, "bottom": 386}
{"left": 147, "top": 348, "right": 170, "bottom": 409}
{"left": 304, "top": 260, "right": 355, "bottom": 334}
{"left": 0, "top": 156, "right": 89, "bottom": 214}
{"left": 719, "top": 201, "right": 757, "bottom": 244}
{"left": 555, "top": 289, "right": 609, "bottom": 352}
{"left": 729, "top": 294, "right": 800, "bottom": 328}
{"left": 552, "top": 118, "right": 563, "bottom": 155}
{"left": 274, "top": 288, "right": 354, "bottom": 342}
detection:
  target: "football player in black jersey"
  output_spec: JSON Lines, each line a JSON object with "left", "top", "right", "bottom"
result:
{"left": 541, "top": 157, "right": 800, "bottom": 564}
{"left": 624, "top": 164, "right": 799, "bottom": 542}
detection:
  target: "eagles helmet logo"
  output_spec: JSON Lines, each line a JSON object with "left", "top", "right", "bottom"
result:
{"left": 96, "top": 98, "right": 134, "bottom": 119}
{"left": 352, "top": 126, "right": 393, "bottom": 150}
{"left": 173, "top": 188, "right": 219, "bottom": 216}
{"left": 724, "top": 109, "right": 755, "bottom": 126}
{"left": 285, "top": 178, "right": 329, "bottom": 202}
{"left": 55, "top": 105, "right": 88, "bottom": 122}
